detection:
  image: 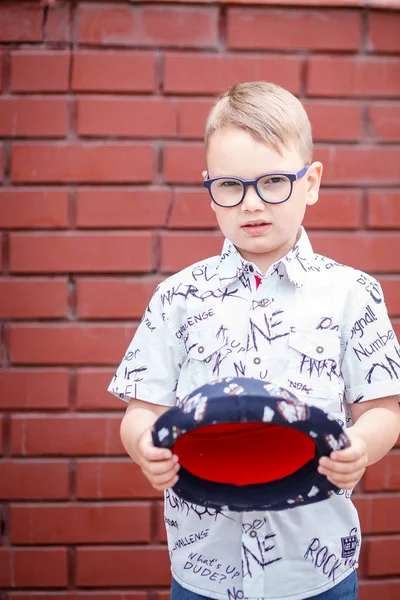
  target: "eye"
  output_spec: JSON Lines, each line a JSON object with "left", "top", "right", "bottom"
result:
{"left": 264, "top": 176, "right": 285, "bottom": 185}
{"left": 218, "top": 180, "right": 240, "bottom": 188}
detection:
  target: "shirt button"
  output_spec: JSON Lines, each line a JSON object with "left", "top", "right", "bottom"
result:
{"left": 253, "top": 357, "right": 261, "bottom": 365}
{"left": 316, "top": 346, "right": 324, "bottom": 354}
{"left": 198, "top": 346, "right": 205, "bottom": 354}
{"left": 249, "top": 265, "right": 254, "bottom": 272}
{"left": 250, "top": 530, "right": 257, "bottom": 538}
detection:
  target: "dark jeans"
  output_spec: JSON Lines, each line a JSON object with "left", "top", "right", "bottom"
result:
{"left": 171, "top": 570, "right": 358, "bottom": 600}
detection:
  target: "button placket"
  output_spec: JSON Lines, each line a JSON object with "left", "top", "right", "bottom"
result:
{"left": 241, "top": 523, "right": 266, "bottom": 597}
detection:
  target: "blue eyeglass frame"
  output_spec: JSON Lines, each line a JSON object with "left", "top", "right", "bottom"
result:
{"left": 203, "top": 164, "right": 310, "bottom": 207}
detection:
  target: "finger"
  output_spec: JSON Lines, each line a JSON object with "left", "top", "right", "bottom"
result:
{"left": 329, "top": 448, "right": 365, "bottom": 462}
{"left": 319, "top": 466, "right": 365, "bottom": 485}
{"left": 143, "top": 465, "right": 180, "bottom": 487}
{"left": 319, "top": 449, "right": 365, "bottom": 467}
{"left": 142, "top": 458, "right": 180, "bottom": 477}
{"left": 153, "top": 474, "right": 179, "bottom": 491}
{"left": 141, "top": 443, "right": 175, "bottom": 462}
{"left": 319, "top": 457, "right": 366, "bottom": 475}
{"left": 326, "top": 470, "right": 365, "bottom": 489}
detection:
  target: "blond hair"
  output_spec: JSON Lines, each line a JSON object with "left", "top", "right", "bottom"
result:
{"left": 205, "top": 82, "right": 313, "bottom": 163}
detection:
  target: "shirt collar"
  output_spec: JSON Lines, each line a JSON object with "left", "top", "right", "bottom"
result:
{"left": 217, "top": 227, "right": 315, "bottom": 289}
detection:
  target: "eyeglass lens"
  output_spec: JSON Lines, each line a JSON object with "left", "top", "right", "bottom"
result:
{"left": 210, "top": 175, "right": 292, "bottom": 206}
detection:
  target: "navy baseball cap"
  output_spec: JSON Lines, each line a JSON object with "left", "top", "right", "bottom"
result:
{"left": 152, "top": 377, "right": 350, "bottom": 511}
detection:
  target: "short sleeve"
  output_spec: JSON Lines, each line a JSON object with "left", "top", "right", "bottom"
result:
{"left": 341, "top": 273, "right": 400, "bottom": 404}
{"left": 108, "top": 285, "right": 183, "bottom": 406}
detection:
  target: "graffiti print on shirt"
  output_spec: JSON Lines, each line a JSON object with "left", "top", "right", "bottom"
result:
{"left": 365, "top": 345, "right": 400, "bottom": 383}
{"left": 183, "top": 552, "right": 240, "bottom": 585}
{"left": 241, "top": 518, "right": 282, "bottom": 578}
{"left": 165, "top": 489, "right": 233, "bottom": 522}
{"left": 247, "top": 310, "right": 290, "bottom": 351}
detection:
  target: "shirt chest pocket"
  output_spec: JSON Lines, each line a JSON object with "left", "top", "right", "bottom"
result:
{"left": 288, "top": 330, "right": 341, "bottom": 400}
{"left": 179, "top": 329, "right": 228, "bottom": 394}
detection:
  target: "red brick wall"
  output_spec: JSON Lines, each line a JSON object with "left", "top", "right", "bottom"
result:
{"left": 0, "top": 0, "right": 399, "bottom": 598}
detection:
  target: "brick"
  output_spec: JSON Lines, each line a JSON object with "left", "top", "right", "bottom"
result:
{"left": 0, "top": 414, "right": 3, "bottom": 454}
{"left": 0, "top": 5, "right": 42, "bottom": 42}
{"left": 0, "top": 144, "right": 3, "bottom": 180}
{"left": 308, "top": 57, "right": 400, "bottom": 97}
{"left": 0, "top": 460, "right": 69, "bottom": 500}
{"left": 0, "top": 53, "right": 3, "bottom": 91}
{"left": 367, "top": 190, "right": 400, "bottom": 228}
{"left": 77, "top": 4, "right": 218, "bottom": 48}
{"left": 9, "top": 324, "right": 136, "bottom": 366}
{"left": 76, "top": 188, "right": 171, "bottom": 228}
{"left": 0, "top": 548, "right": 11, "bottom": 587}
{"left": 317, "top": 146, "right": 400, "bottom": 185}
{"left": 368, "top": 104, "right": 400, "bottom": 141}
{"left": 161, "top": 232, "right": 223, "bottom": 273}
{"left": 0, "top": 369, "right": 69, "bottom": 410}
{"left": 368, "top": 11, "right": 400, "bottom": 52}
{"left": 363, "top": 452, "right": 400, "bottom": 491}
{"left": 43, "top": 4, "right": 71, "bottom": 43}
{"left": 76, "top": 460, "right": 162, "bottom": 499}
{"left": 164, "top": 144, "right": 205, "bottom": 183}
{"left": 72, "top": 51, "right": 155, "bottom": 93}
{"left": 9, "top": 232, "right": 154, "bottom": 273}
{"left": 359, "top": 580, "right": 400, "bottom": 600}
{"left": 76, "top": 368, "right": 121, "bottom": 410}
{"left": 164, "top": 53, "right": 301, "bottom": 95}
{"left": 156, "top": 593, "right": 170, "bottom": 600}
{"left": 177, "top": 99, "right": 214, "bottom": 139}
{"left": 10, "top": 503, "right": 151, "bottom": 544}
{"left": 0, "top": 278, "right": 68, "bottom": 319}
{"left": 78, "top": 97, "right": 177, "bottom": 138}
{"left": 309, "top": 232, "right": 400, "bottom": 273}
{"left": 305, "top": 102, "right": 362, "bottom": 142}
{"left": 304, "top": 189, "right": 362, "bottom": 229}
{"left": 76, "top": 547, "right": 170, "bottom": 587}
{"left": 9, "top": 594, "right": 148, "bottom": 600}
{"left": 12, "top": 548, "right": 68, "bottom": 587}
{"left": 228, "top": 8, "right": 361, "bottom": 50}
{"left": 11, "top": 51, "right": 69, "bottom": 92}
{"left": 0, "top": 97, "right": 67, "bottom": 137}
{"left": 354, "top": 495, "right": 400, "bottom": 534}
{"left": 0, "top": 188, "right": 69, "bottom": 228}
{"left": 11, "top": 415, "right": 124, "bottom": 456}
{"left": 168, "top": 189, "right": 218, "bottom": 229}
{"left": 367, "top": 536, "right": 400, "bottom": 576}
{"left": 379, "top": 278, "right": 400, "bottom": 318}
{"left": 76, "top": 277, "right": 161, "bottom": 319}
{"left": 11, "top": 143, "right": 153, "bottom": 184}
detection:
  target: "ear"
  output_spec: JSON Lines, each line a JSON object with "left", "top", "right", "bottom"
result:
{"left": 305, "top": 161, "right": 323, "bottom": 207}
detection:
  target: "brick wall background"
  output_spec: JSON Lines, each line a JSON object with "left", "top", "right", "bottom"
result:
{"left": 0, "top": 0, "right": 399, "bottom": 598}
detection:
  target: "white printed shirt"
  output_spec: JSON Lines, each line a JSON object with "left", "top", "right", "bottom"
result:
{"left": 109, "top": 228, "right": 400, "bottom": 600}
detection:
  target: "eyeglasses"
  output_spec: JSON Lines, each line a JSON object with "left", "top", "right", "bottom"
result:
{"left": 203, "top": 165, "right": 310, "bottom": 208}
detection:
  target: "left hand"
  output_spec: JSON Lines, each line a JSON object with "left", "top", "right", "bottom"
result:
{"left": 318, "top": 430, "right": 368, "bottom": 489}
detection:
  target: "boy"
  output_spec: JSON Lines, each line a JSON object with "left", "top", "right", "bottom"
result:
{"left": 109, "top": 82, "right": 400, "bottom": 600}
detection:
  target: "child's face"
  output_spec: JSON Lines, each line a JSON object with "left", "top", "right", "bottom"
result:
{"left": 205, "top": 127, "right": 322, "bottom": 274}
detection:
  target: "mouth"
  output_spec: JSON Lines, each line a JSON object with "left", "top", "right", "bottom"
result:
{"left": 241, "top": 220, "right": 271, "bottom": 235}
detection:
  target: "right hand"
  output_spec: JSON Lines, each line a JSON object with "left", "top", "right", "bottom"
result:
{"left": 137, "top": 427, "right": 180, "bottom": 491}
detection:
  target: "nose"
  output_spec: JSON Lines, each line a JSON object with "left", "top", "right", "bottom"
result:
{"left": 241, "top": 184, "right": 266, "bottom": 212}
